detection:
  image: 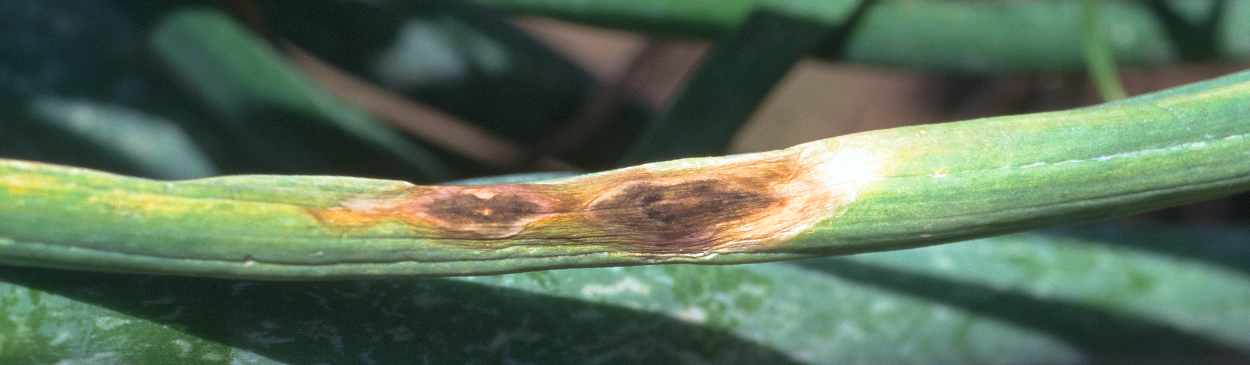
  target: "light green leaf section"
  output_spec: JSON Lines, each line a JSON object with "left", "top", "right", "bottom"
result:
{"left": 1224, "top": 1, "right": 1250, "bottom": 57}
{"left": 784, "top": 67, "right": 1250, "bottom": 255}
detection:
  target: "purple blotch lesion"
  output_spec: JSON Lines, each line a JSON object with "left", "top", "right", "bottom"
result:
{"left": 589, "top": 180, "right": 778, "bottom": 245}
{"left": 424, "top": 192, "right": 544, "bottom": 226}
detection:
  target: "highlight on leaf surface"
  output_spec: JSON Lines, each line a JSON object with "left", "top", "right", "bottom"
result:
{"left": 0, "top": 68, "right": 1249, "bottom": 280}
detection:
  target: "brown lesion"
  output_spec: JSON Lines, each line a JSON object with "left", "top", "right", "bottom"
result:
{"left": 566, "top": 154, "right": 805, "bottom": 254}
{"left": 319, "top": 149, "right": 830, "bottom": 254}
{"left": 589, "top": 180, "right": 779, "bottom": 246}
{"left": 328, "top": 184, "right": 564, "bottom": 238}
{"left": 424, "top": 192, "right": 543, "bottom": 226}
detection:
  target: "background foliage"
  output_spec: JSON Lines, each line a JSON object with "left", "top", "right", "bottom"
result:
{"left": 2, "top": 0, "right": 1250, "bottom": 363}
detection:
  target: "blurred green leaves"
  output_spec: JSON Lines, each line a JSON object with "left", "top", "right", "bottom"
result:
{"left": 5, "top": 0, "right": 1248, "bottom": 178}
{"left": 6, "top": 227, "right": 1250, "bottom": 363}
{"left": 474, "top": 0, "right": 1250, "bottom": 72}
{"left": 257, "top": 0, "right": 652, "bottom": 169}
{"left": 3, "top": 0, "right": 1250, "bottom": 364}
{"left": 468, "top": 0, "right": 862, "bottom": 37}
{"left": 153, "top": 7, "right": 454, "bottom": 180}
{"left": 0, "top": 0, "right": 652, "bottom": 180}
{"left": 26, "top": 95, "right": 217, "bottom": 179}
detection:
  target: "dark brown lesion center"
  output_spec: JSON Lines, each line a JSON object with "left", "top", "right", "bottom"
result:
{"left": 425, "top": 193, "right": 543, "bottom": 226}
{"left": 590, "top": 180, "right": 778, "bottom": 243}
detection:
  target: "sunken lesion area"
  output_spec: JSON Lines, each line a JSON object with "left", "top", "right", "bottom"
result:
{"left": 319, "top": 149, "right": 845, "bottom": 256}
{"left": 423, "top": 191, "right": 544, "bottom": 227}
{"left": 583, "top": 178, "right": 783, "bottom": 253}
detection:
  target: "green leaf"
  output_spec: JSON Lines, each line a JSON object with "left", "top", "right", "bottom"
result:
{"left": 1082, "top": 0, "right": 1128, "bottom": 102}
{"left": 0, "top": 67, "right": 1248, "bottom": 279}
{"left": 789, "top": 67, "right": 1250, "bottom": 254}
{"left": 4, "top": 226, "right": 1250, "bottom": 363}
{"left": 470, "top": 0, "right": 861, "bottom": 38}
{"left": 842, "top": 1, "right": 1176, "bottom": 72}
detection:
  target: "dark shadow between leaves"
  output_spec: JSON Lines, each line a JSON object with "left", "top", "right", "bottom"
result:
{"left": 0, "top": 265, "right": 803, "bottom": 365}
{"left": 1147, "top": 0, "right": 1226, "bottom": 62}
{"left": 795, "top": 258, "right": 1250, "bottom": 365}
